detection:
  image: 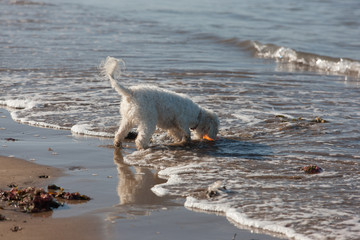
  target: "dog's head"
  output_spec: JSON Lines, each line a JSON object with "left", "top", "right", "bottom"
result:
{"left": 195, "top": 109, "right": 219, "bottom": 141}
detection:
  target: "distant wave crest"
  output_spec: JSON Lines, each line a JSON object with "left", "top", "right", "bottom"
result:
{"left": 222, "top": 38, "right": 360, "bottom": 77}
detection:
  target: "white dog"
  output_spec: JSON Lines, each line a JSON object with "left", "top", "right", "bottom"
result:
{"left": 102, "top": 57, "right": 219, "bottom": 150}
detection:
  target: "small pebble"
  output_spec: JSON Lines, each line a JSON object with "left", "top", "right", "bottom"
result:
{"left": 11, "top": 226, "right": 22, "bottom": 232}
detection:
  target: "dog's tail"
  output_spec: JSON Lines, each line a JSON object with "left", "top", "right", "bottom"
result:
{"left": 101, "top": 56, "right": 132, "bottom": 97}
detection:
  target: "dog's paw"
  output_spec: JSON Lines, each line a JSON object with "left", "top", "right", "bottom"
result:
{"left": 135, "top": 140, "right": 149, "bottom": 150}
{"left": 114, "top": 140, "right": 122, "bottom": 148}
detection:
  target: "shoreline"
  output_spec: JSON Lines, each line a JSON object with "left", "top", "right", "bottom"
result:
{"left": 0, "top": 108, "right": 285, "bottom": 240}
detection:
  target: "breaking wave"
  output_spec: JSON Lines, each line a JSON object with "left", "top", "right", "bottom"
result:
{"left": 221, "top": 38, "right": 360, "bottom": 77}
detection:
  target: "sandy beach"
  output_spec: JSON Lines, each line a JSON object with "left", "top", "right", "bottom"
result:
{"left": 0, "top": 156, "right": 103, "bottom": 240}
{"left": 0, "top": 108, "right": 284, "bottom": 240}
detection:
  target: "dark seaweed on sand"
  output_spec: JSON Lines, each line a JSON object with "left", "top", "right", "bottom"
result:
{"left": 0, "top": 186, "right": 91, "bottom": 213}
{"left": 0, "top": 187, "right": 61, "bottom": 213}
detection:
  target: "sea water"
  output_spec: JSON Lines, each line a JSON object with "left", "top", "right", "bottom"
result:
{"left": 1, "top": 0, "right": 360, "bottom": 239}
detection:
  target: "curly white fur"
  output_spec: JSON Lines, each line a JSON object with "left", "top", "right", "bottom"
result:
{"left": 102, "top": 56, "right": 219, "bottom": 150}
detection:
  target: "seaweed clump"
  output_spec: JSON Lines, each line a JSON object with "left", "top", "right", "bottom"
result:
{"left": 47, "top": 184, "right": 91, "bottom": 200}
{"left": 0, "top": 186, "right": 90, "bottom": 213}
{"left": 0, "top": 187, "right": 60, "bottom": 213}
{"left": 51, "top": 191, "right": 91, "bottom": 200}
{"left": 302, "top": 164, "right": 323, "bottom": 174}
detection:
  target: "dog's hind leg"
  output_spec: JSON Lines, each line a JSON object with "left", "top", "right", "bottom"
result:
{"left": 135, "top": 122, "right": 156, "bottom": 150}
{"left": 114, "top": 119, "right": 134, "bottom": 148}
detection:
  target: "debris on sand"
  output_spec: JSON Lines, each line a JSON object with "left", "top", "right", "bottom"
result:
{"left": 206, "top": 180, "right": 233, "bottom": 198}
{"left": 7, "top": 183, "right": 18, "bottom": 188}
{"left": 0, "top": 214, "right": 6, "bottom": 221}
{"left": 47, "top": 185, "right": 91, "bottom": 200}
{"left": 0, "top": 186, "right": 91, "bottom": 213}
{"left": 53, "top": 191, "right": 91, "bottom": 200}
{"left": 302, "top": 164, "right": 323, "bottom": 174}
{"left": 10, "top": 225, "right": 22, "bottom": 232}
{"left": 311, "top": 117, "right": 328, "bottom": 123}
{"left": 5, "top": 138, "right": 18, "bottom": 142}
{"left": 273, "top": 115, "right": 329, "bottom": 133}
{"left": 0, "top": 187, "right": 61, "bottom": 213}
{"left": 275, "top": 115, "right": 328, "bottom": 124}
{"left": 47, "top": 184, "right": 62, "bottom": 190}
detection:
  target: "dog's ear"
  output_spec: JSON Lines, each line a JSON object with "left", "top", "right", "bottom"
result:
{"left": 207, "top": 114, "right": 219, "bottom": 140}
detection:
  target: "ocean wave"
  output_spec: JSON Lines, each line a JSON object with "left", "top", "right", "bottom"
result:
{"left": 221, "top": 38, "right": 360, "bottom": 77}
{"left": 9, "top": 0, "right": 49, "bottom": 6}
{"left": 0, "top": 99, "right": 40, "bottom": 110}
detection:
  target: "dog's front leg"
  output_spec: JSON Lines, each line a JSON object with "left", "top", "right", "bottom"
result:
{"left": 177, "top": 124, "right": 191, "bottom": 143}
{"left": 135, "top": 122, "right": 156, "bottom": 150}
{"left": 181, "top": 129, "right": 191, "bottom": 143}
{"left": 167, "top": 128, "right": 183, "bottom": 142}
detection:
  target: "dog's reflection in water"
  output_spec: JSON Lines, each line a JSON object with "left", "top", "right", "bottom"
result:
{"left": 113, "top": 148, "right": 166, "bottom": 205}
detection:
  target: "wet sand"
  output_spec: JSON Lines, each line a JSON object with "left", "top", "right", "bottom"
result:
{"left": 0, "top": 108, "right": 284, "bottom": 240}
{"left": 0, "top": 156, "right": 61, "bottom": 189}
{"left": 0, "top": 156, "right": 102, "bottom": 240}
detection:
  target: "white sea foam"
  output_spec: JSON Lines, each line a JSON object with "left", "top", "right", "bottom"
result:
{"left": 232, "top": 113, "right": 261, "bottom": 125}
{"left": 71, "top": 124, "right": 114, "bottom": 138}
{"left": 151, "top": 171, "right": 186, "bottom": 197}
{"left": 150, "top": 185, "right": 170, "bottom": 197}
{"left": 184, "top": 197, "right": 311, "bottom": 240}
{"left": 151, "top": 164, "right": 205, "bottom": 197}
{"left": 0, "top": 99, "right": 39, "bottom": 110}
{"left": 157, "top": 163, "right": 205, "bottom": 177}
{"left": 226, "top": 208, "right": 311, "bottom": 240}
{"left": 185, "top": 196, "right": 230, "bottom": 212}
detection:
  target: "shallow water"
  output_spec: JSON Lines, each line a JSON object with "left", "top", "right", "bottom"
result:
{"left": 1, "top": 0, "right": 360, "bottom": 239}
